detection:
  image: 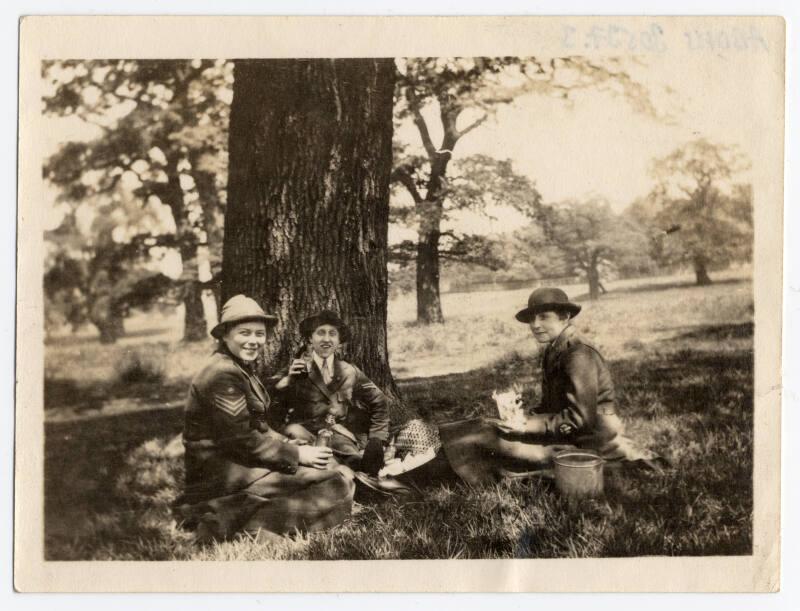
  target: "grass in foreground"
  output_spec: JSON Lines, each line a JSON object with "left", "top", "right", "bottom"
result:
{"left": 45, "top": 318, "right": 753, "bottom": 560}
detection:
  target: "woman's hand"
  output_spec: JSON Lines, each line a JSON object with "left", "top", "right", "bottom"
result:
{"left": 275, "top": 359, "right": 309, "bottom": 390}
{"left": 359, "top": 438, "right": 385, "bottom": 476}
{"left": 297, "top": 445, "right": 333, "bottom": 469}
{"left": 288, "top": 358, "right": 309, "bottom": 378}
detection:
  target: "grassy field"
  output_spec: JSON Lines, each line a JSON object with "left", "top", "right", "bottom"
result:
{"left": 43, "top": 269, "right": 754, "bottom": 560}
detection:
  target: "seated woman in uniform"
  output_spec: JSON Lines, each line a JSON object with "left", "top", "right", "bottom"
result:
{"left": 173, "top": 296, "right": 355, "bottom": 542}
{"left": 442, "top": 287, "right": 660, "bottom": 484}
{"left": 272, "top": 310, "right": 389, "bottom": 477}
{"left": 373, "top": 288, "right": 661, "bottom": 491}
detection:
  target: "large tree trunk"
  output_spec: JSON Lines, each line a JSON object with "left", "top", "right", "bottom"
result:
{"left": 416, "top": 230, "right": 444, "bottom": 323}
{"left": 222, "top": 59, "right": 399, "bottom": 398}
{"left": 693, "top": 253, "right": 712, "bottom": 286}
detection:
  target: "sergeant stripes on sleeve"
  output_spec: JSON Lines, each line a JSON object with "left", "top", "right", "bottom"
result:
{"left": 214, "top": 389, "right": 247, "bottom": 416}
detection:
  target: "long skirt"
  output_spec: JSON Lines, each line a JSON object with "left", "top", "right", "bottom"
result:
{"left": 174, "top": 464, "right": 355, "bottom": 540}
{"left": 437, "top": 417, "right": 658, "bottom": 486}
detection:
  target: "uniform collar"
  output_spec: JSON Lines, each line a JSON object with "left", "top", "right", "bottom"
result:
{"left": 306, "top": 354, "right": 346, "bottom": 398}
{"left": 547, "top": 323, "right": 578, "bottom": 357}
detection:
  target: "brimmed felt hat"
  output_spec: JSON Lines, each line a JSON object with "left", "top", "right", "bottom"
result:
{"left": 299, "top": 309, "right": 351, "bottom": 343}
{"left": 210, "top": 295, "right": 277, "bottom": 339}
{"left": 514, "top": 287, "right": 581, "bottom": 323}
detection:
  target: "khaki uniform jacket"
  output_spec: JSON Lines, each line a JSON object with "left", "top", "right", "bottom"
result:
{"left": 526, "top": 324, "right": 624, "bottom": 454}
{"left": 273, "top": 356, "right": 390, "bottom": 447}
{"left": 436, "top": 325, "right": 654, "bottom": 487}
{"left": 180, "top": 349, "right": 300, "bottom": 505}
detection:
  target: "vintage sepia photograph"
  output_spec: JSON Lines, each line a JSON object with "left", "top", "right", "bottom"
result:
{"left": 15, "top": 15, "right": 784, "bottom": 592}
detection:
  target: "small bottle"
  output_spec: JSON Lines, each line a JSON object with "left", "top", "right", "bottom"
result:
{"left": 314, "top": 414, "right": 336, "bottom": 469}
{"left": 315, "top": 428, "right": 333, "bottom": 448}
{"left": 294, "top": 346, "right": 313, "bottom": 379}
{"left": 314, "top": 413, "right": 337, "bottom": 448}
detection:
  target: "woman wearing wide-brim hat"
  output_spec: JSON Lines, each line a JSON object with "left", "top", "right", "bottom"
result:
{"left": 513, "top": 286, "right": 582, "bottom": 323}
{"left": 174, "top": 295, "right": 355, "bottom": 542}
{"left": 272, "top": 309, "right": 391, "bottom": 477}
{"left": 474, "top": 286, "right": 662, "bottom": 477}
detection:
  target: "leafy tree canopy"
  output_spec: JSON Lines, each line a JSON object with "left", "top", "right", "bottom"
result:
{"left": 517, "top": 195, "right": 653, "bottom": 298}
{"left": 643, "top": 139, "right": 753, "bottom": 284}
{"left": 42, "top": 60, "right": 232, "bottom": 339}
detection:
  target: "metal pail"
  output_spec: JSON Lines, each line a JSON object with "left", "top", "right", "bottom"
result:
{"left": 553, "top": 450, "right": 604, "bottom": 499}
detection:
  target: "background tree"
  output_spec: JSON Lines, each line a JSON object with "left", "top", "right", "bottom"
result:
{"left": 43, "top": 60, "right": 231, "bottom": 341}
{"left": 390, "top": 154, "right": 537, "bottom": 277}
{"left": 522, "top": 195, "right": 653, "bottom": 299}
{"left": 392, "top": 56, "right": 662, "bottom": 324}
{"left": 44, "top": 194, "right": 174, "bottom": 342}
{"left": 646, "top": 139, "right": 753, "bottom": 285}
{"left": 222, "top": 59, "right": 400, "bottom": 399}
{"left": 623, "top": 196, "right": 683, "bottom": 274}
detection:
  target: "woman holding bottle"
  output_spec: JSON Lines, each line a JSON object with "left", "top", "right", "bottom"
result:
{"left": 174, "top": 296, "right": 355, "bottom": 542}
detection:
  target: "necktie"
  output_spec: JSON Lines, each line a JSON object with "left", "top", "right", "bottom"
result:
{"left": 321, "top": 358, "right": 332, "bottom": 384}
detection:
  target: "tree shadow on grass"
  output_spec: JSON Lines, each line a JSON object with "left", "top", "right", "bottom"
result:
{"left": 663, "top": 321, "right": 753, "bottom": 342}
{"left": 44, "top": 377, "right": 102, "bottom": 411}
{"left": 398, "top": 321, "right": 753, "bottom": 421}
{"left": 571, "top": 276, "right": 748, "bottom": 303}
{"left": 397, "top": 351, "right": 539, "bottom": 423}
{"left": 45, "top": 325, "right": 177, "bottom": 348}
{"left": 45, "top": 377, "right": 186, "bottom": 411}
{"left": 44, "top": 405, "right": 185, "bottom": 555}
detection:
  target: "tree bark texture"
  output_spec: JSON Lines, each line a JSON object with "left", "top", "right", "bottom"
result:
{"left": 222, "top": 59, "right": 398, "bottom": 398}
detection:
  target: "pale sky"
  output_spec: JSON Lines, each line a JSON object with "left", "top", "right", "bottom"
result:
{"left": 394, "top": 51, "right": 765, "bottom": 239}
